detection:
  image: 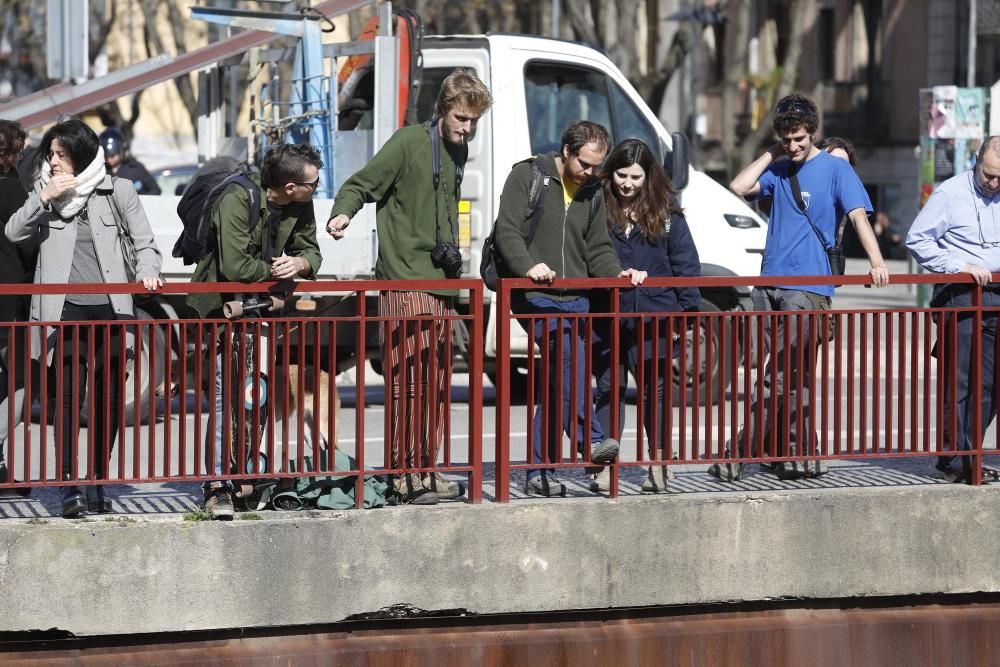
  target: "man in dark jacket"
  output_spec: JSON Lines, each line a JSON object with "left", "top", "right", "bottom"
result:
{"left": 0, "top": 119, "right": 33, "bottom": 495}
{"left": 326, "top": 68, "right": 493, "bottom": 505}
{"left": 494, "top": 120, "right": 646, "bottom": 497}
{"left": 99, "top": 127, "right": 161, "bottom": 195}
{"left": 191, "top": 143, "right": 323, "bottom": 519}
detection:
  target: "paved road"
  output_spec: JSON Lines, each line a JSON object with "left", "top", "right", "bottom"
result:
{"left": 4, "top": 258, "right": 998, "bottom": 519}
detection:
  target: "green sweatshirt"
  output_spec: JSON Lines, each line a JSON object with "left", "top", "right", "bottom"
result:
{"left": 329, "top": 122, "right": 461, "bottom": 294}
{"left": 494, "top": 153, "right": 622, "bottom": 300}
{"left": 188, "top": 174, "right": 322, "bottom": 318}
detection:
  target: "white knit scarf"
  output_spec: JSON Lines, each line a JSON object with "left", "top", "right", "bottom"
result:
{"left": 35, "top": 146, "right": 107, "bottom": 218}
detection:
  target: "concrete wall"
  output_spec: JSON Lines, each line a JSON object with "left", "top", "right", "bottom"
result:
{"left": 2, "top": 486, "right": 997, "bottom": 636}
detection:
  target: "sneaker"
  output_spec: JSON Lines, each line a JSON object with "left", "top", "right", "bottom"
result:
{"left": 524, "top": 474, "right": 567, "bottom": 497}
{"left": 590, "top": 438, "right": 620, "bottom": 465}
{"left": 641, "top": 465, "right": 671, "bottom": 493}
{"left": 773, "top": 459, "right": 828, "bottom": 480}
{"left": 394, "top": 474, "right": 439, "bottom": 505}
{"left": 204, "top": 487, "right": 235, "bottom": 520}
{"left": 935, "top": 461, "right": 970, "bottom": 484}
{"left": 707, "top": 456, "right": 745, "bottom": 482}
{"left": 588, "top": 467, "right": 611, "bottom": 493}
{"left": 422, "top": 472, "right": 466, "bottom": 499}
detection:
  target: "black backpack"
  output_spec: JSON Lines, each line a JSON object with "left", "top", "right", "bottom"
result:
{"left": 480, "top": 159, "right": 601, "bottom": 291}
{"left": 173, "top": 168, "right": 260, "bottom": 265}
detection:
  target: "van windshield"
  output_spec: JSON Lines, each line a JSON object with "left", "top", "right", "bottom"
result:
{"left": 524, "top": 61, "right": 660, "bottom": 161}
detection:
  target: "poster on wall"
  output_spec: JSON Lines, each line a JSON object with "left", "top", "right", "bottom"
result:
{"left": 930, "top": 85, "right": 957, "bottom": 139}
{"left": 933, "top": 139, "right": 955, "bottom": 181}
{"left": 956, "top": 88, "right": 986, "bottom": 139}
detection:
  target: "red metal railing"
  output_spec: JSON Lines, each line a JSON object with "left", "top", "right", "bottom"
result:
{"left": 0, "top": 279, "right": 484, "bottom": 508}
{"left": 0, "top": 272, "right": 996, "bottom": 507}
{"left": 494, "top": 273, "right": 999, "bottom": 500}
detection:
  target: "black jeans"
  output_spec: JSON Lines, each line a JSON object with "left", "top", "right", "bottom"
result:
{"left": 57, "top": 302, "right": 125, "bottom": 483}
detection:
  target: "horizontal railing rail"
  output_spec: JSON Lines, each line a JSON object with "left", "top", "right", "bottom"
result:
{"left": 0, "top": 271, "right": 995, "bottom": 508}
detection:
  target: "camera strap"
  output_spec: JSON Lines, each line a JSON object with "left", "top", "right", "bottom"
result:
{"left": 430, "top": 118, "right": 465, "bottom": 246}
{"left": 789, "top": 162, "right": 841, "bottom": 250}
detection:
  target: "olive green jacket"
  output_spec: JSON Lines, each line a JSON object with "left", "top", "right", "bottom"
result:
{"left": 189, "top": 174, "right": 321, "bottom": 317}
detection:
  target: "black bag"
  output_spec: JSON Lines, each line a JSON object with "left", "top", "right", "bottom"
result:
{"left": 789, "top": 165, "right": 846, "bottom": 276}
{"left": 173, "top": 168, "right": 260, "bottom": 265}
{"left": 480, "top": 160, "right": 601, "bottom": 291}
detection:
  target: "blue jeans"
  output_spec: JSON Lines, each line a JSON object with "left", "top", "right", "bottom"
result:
{"left": 593, "top": 322, "right": 674, "bottom": 460}
{"left": 513, "top": 295, "right": 605, "bottom": 480}
{"left": 934, "top": 285, "right": 1000, "bottom": 472}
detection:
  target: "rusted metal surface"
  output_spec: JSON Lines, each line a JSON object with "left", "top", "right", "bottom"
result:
{"left": 5, "top": 598, "right": 1000, "bottom": 665}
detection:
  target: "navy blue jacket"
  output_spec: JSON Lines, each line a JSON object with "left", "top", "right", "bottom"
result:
{"left": 594, "top": 212, "right": 701, "bottom": 358}
{"left": 612, "top": 212, "right": 701, "bottom": 314}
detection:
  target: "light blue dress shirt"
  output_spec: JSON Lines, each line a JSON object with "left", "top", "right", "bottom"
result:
{"left": 907, "top": 169, "right": 1000, "bottom": 274}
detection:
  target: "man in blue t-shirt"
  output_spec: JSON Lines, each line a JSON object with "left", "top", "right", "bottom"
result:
{"left": 709, "top": 94, "right": 889, "bottom": 482}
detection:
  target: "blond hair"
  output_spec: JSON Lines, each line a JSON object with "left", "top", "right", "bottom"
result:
{"left": 435, "top": 68, "right": 493, "bottom": 118}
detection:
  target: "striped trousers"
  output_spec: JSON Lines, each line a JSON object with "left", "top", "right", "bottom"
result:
{"left": 379, "top": 291, "right": 454, "bottom": 471}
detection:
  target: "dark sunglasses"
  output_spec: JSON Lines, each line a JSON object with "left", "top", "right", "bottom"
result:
{"left": 775, "top": 98, "right": 813, "bottom": 115}
{"left": 295, "top": 177, "right": 320, "bottom": 190}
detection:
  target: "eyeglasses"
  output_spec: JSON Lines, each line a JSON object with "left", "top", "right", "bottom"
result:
{"left": 295, "top": 177, "right": 320, "bottom": 190}
{"left": 775, "top": 98, "right": 813, "bottom": 116}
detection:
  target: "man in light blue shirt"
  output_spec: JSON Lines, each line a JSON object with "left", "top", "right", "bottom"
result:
{"left": 907, "top": 135, "right": 1000, "bottom": 483}
{"left": 710, "top": 94, "right": 889, "bottom": 483}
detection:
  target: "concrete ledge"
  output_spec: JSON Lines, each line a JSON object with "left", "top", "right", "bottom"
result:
{"left": 1, "top": 486, "right": 996, "bottom": 636}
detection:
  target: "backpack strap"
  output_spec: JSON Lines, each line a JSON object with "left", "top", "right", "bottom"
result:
{"left": 523, "top": 159, "right": 549, "bottom": 246}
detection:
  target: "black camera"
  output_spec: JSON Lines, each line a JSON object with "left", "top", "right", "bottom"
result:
{"left": 431, "top": 242, "right": 463, "bottom": 278}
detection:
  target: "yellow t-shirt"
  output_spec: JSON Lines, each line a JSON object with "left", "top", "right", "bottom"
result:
{"left": 563, "top": 180, "right": 578, "bottom": 209}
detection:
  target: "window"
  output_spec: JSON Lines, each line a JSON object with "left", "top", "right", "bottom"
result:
{"left": 817, "top": 8, "right": 835, "bottom": 82}
{"left": 524, "top": 62, "right": 660, "bottom": 162}
{"left": 415, "top": 67, "right": 455, "bottom": 123}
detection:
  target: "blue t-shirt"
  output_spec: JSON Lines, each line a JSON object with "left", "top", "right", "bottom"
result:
{"left": 757, "top": 150, "right": 872, "bottom": 297}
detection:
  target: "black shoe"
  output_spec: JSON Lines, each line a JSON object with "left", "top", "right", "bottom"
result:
{"left": 87, "top": 486, "right": 112, "bottom": 514}
{"left": 61, "top": 487, "right": 86, "bottom": 518}
{"left": 0, "top": 462, "right": 30, "bottom": 498}
{"left": 935, "top": 461, "right": 971, "bottom": 484}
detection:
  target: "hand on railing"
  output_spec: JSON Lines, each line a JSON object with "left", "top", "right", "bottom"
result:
{"left": 869, "top": 264, "right": 889, "bottom": 288}
{"left": 961, "top": 262, "right": 992, "bottom": 286}
{"left": 619, "top": 268, "right": 647, "bottom": 286}
{"left": 138, "top": 276, "right": 164, "bottom": 291}
{"left": 525, "top": 263, "right": 556, "bottom": 283}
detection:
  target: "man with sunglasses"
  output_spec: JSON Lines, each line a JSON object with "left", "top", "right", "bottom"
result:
{"left": 907, "top": 135, "right": 1000, "bottom": 483}
{"left": 713, "top": 94, "right": 889, "bottom": 483}
{"left": 326, "top": 69, "right": 493, "bottom": 504}
{"left": 189, "top": 143, "right": 323, "bottom": 519}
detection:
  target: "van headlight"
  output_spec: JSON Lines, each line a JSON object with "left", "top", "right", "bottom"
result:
{"left": 724, "top": 214, "right": 759, "bottom": 229}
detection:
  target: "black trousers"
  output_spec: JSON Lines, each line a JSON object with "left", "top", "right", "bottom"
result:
{"left": 57, "top": 302, "right": 124, "bottom": 482}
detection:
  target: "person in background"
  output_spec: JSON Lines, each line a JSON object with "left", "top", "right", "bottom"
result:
{"left": 590, "top": 138, "right": 701, "bottom": 494}
{"left": 6, "top": 119, "right": 163, "bottom": 517}
{"left": 98, "top": 127, "right": 161, "bottom": 195}
{"left": 0, "top": 119, "right": 35, "bottom": 496}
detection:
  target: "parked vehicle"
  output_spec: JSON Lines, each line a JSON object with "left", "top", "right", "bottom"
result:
{"left": 134, "top": 3, "right": 766, "bottom": 403}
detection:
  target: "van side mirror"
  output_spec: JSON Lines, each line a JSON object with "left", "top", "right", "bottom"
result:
{"left": 664, "top": 132, "right": 690, "bottom": 190}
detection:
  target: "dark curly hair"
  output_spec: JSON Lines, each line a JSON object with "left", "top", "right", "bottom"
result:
{"left": 260, "top": 143, "right": 324, "bottom": 189}
{"left": 0, "top": 120, "right": 26, "bottom": 174}
{"left": 33, "top": 118, "right": 99, "bottom": 179}
{"left": 773, "top": 94, "right": 819, "bottom": 137}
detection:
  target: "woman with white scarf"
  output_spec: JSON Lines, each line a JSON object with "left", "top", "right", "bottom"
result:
{"left": 5, "top": 119, "right": 162, "bottom": 517}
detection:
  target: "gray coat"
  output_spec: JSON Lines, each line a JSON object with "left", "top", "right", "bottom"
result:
{"left": 5, "top": 175, "right": 162, "bottom": 358}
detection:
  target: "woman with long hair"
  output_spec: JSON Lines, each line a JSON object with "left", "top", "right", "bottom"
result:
{"left": 6, "top": 119, "right": 162, "bottom": 517}
{"left": 592, "top": 138, "right": 701, "bottom": 493}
